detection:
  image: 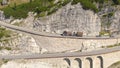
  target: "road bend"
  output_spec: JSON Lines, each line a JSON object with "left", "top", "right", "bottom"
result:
{"left": 0, "top": 46, "right": 120, "bottom": 60}
{"left": 0, "top": 21, "right": 120, "bottom": 59}
{"left": 0, "top": 21, "right": 119, "bottom": 39}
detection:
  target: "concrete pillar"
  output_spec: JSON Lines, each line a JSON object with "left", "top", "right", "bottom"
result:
{"left": 74, "top": 58, "right": 82, "bottom": 68}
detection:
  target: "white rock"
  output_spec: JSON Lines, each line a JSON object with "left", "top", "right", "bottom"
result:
{"left": 33, "top": 3, "right": 101, "bottom": 36}
{"left": 1, "top": 61, "right": 53, "bottom": 68}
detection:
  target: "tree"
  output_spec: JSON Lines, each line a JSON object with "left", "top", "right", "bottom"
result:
{"left": 112, "top": 0, "right": 120, "bottom": 5}
{"left": 30, "top": 0, "right": 32, "bottom": 3}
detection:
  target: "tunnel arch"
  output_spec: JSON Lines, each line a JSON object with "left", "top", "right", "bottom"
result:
{"left": 74, "top": 58, "right": 82, "bottom": 68}
{"left": 86, "top": 57, "right": 93, "bottom": 68}
{"left": 97, "top": 56, "right": 104, "bottom": 68}
{"left": 107, "top": 61, "right": 120, "bottom": 68}
{"left": 64, "top": 58, "right": 71, "bottom": 67}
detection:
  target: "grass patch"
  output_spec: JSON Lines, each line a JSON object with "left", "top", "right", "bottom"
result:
{"left": 99, "top": 30, "right": 110, "bottom": 36}
{"left": 0, "top": 46, "right": 11, "bottom": 50}
{"left": 112, "top": 0, "right": 120, "bottom": 5}
{"left": 2, "top": 0, "right": 72, "bottom": 18}
{"left": 103, "top": 12, "right": 114, "bottom": 17}
{"left": 72, "top": 0, "right": 98, "bottom": 13}
{"left": 107, "top": 43, "right": 120, "bottom": 48}
{"left": 108, "top": 12, "right": 114, "bottom": 17}
{"left": 2, "top": 0, "right": 55, "bottom": 18}
{"left": 2, "top": 59, "right": 9, "bottom": 64}
{"left": 4, "top": 47, "right": 11, "bottom": 50}
{"left": 0, "top": 27, "right": 11, "bottom": 39}
{"left": 61, "top": 0, "right": 71, "bottom": 6}
{"left": 1, "top": 0, "right": 116, "bottom": 18}
{"left": 101, "top": 43, "right": 120, "bottom": 48}
{"left": 0, "top": 0, "right": 30, "bottom": 8}
{"left": 0, "top": 0, "right": 2, "bottom": 3}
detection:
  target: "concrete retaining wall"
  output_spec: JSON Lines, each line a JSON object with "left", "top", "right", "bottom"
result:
{"left": 34, "top": 36, "right": 120, "bottom": 53}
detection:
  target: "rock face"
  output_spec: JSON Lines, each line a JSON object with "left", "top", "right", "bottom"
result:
{"left": 0, "top": 11, "right": 5, "bottom": 20}
{"left": 18, "top": 34, "right": 40, "bottom": 53}
{"left": 0, "top": 34, "right": 41, "bottom": 55}
{"left": 33, "top": 3, "right": 101, "bottom": 36}
{"left": 110, "top": 10, "right": 120, "bottom": 32}
{"left": 0, "top": 59, "right": 69, "bottom": 68}
{"left": 1, "top": 0, "right": 9, "bottom": 5}
{"left": 1, "top": 61, "right": 53, "bottom": 68}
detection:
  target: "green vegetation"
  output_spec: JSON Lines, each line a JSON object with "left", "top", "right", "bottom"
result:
{"left": 4, "top": 47, "right": 12, "bottom": 50}
{"left": 112, "top": 0, "right": 120, "bottom": 5}
{"left": 2, "top": 0, "right": 54, "bottom": 18}
{"left": 108, "top": 61, "right": 120, "bottom": 68}
{"left": 107, "top": 44, "right": 120, "bottom": 48}
{"left": 2, "top": 59, "right": 9, "bottom": 63}
{"left": 0, "top": 0, "right": 2, "bottom": 3}
{"left": 0, "top": 27, "right": 11, "bottom": 39}
{"left": 99, "top": 30, "right": 110, "bottom": 36}
{"left": 72, "top": 0, "right": 98, "bottom": 12}
{"left": 101, "top": 43, "right": 120, "bottom": 48}
{"left": 108, "top": 12, "right": 114, "bottom": 17}
{"left": 77, "top": 0, "right": 107, "bottom": 4}
{"left": 105, "top": 43, "right": 120, "bottom": 48}
{"left": 103, "top": 12, "right": 114, "bottom": 17}
{"left": 0, "top": 46, "right": 11, "bottom": 50}
{"left": 93, "top": 0, "right": 108, "bottom": 3}
{"left": 1, "top": 0, "right": 72, "bottom": 18}
{"left": 0, "top": 0, "right": 30, "bottom": 8}
{"left": 61, "top": 0, "right": 71, "bottom": 6}
{"left": 71, "top": 0, "right": 109, "bottom": 12}
{"left": 1, "top": 0, "right": 118, "bottom": 19}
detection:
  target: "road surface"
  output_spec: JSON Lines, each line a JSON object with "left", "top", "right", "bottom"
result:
{"left": 0, "top": 21, "right": 118, "bottom": 39}
{"left": 0, "top": 46, "right": 120, "bottom": 59}
{"left": 0, "top": 21, "right": 120, "bottom": 60}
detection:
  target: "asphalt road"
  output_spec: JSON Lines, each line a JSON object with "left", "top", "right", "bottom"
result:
{"left": 0, "top": 21, "right": 118, "bottom": 39}
{"left": 0, "top": 46, "right": 120, "bottom": 59}
{"left": 0, "top": 21, "right": 120, "bottom": 59}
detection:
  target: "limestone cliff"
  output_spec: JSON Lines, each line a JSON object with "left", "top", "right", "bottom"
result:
{"left": 33, "top": 3, "right": 101, "bottom": 36}
{"left": 110, "top": 10, "right": 120, "bottom": 33}
{"left": 0, "top": 33, "right": 41, "bottom": 55}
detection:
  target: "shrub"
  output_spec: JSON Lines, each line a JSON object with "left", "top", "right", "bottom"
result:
{"left": 0, "top": 0, "right": 2, "bottom": 3}
{"left": 0, "top": 27, "right": 11, "bottom": 39}
{"left": 2, "top": 59, "right": 9, "bottom": 63}
{"left": 103, "top": 12, "right": 114, "bottom": 17}
{"left": 62, "top": 0, "right": 71, "bottom": 6}
{"left": 112, "top": 0, "right": 120, "bottom": 5}
{"left": 4, "top": 47, "right": 11, "bottom": 50}
{"left": 99, "top": 30, "right": 110, "bottom": 36}
{"left": 72, "top": 0, "right": 98, "bottom": 13}
{"left": 2, "top": 0, "right": 55, "bottom": 18}
{"left": 0, "top": 46, "right": 11, "bottom": 50}
{"left": 108, "top": 12, "right": 114, "bottom": 17}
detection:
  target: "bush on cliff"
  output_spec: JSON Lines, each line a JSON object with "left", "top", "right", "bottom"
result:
{"left": 112, "top": 0, "right": 120, "bottom": 5}
{"left": 2, "top": 0, "right": 54, "bottom": 18}
{"left": 72, "top": 0, "right": 98, "bottom": 12}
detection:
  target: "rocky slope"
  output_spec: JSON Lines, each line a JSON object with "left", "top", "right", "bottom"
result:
{"left": 33, "top": 3, "right": 101, "bottom": 36}
{"left": 0, "top": 33, "right": 42, "bottom": 55}
{"left": 1, "top": 60, "right": 53, "bottom": 68}
{"left": 19, "top": 2, "right": 120, "bottom": 37}
{"left": 0, "top": 1, "right": 120, "bottom": 68}
{"left": 110, "top": 10, "right": 120, "bottom": 33}
{"left": 0, "top": 2, "right": 120, "bottom": 53}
